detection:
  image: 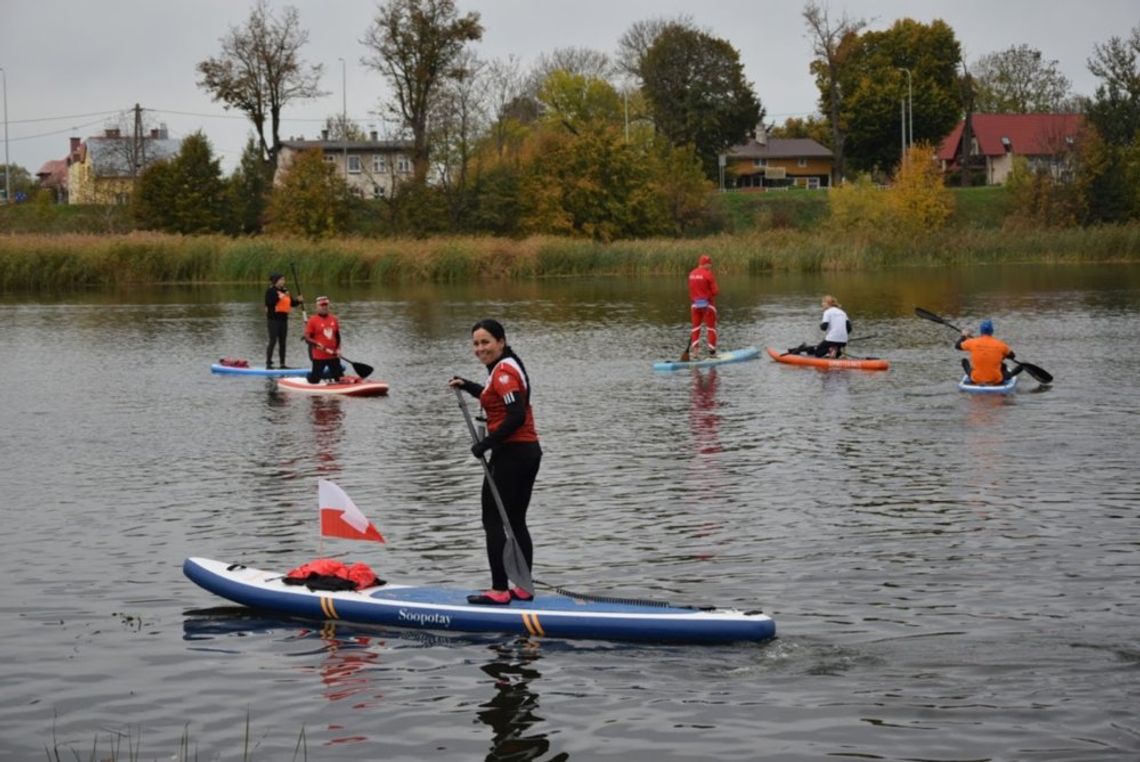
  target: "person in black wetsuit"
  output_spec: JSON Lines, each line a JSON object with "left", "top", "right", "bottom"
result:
{"left": 449, "top": 319, "right": 543, "bottom": 606}
{"left": 264, "top": 273, "right": 302, "bottom": 368}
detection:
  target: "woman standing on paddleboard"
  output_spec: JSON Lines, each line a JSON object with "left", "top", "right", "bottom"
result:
{"left": 264, "top": 273, "right": 302, "bottom": 368}
{"left": 449, "top": 319, "right": 542, "bottom": 606}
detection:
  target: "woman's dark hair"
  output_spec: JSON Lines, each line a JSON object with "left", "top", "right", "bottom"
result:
{"left": 471, "top": 318, "right": 531, "bottom": 393}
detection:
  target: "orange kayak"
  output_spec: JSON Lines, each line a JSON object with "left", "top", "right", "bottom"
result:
{"left": 766, "top": 347, "right": 890, "bottom": 371}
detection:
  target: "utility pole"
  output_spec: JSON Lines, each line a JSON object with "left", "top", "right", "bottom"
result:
{"left": 1, "top": 67, "right": 9, "bottom": 205}
{"left": 339, "top": 58, "right": 347, "bottom": 180}
{"left": 132, "top": 103, "right": 145, "bottom": 177}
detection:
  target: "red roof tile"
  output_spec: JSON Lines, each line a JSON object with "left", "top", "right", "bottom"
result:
{"left": 937, "top": 113, "right": 1085, "bottom": 161}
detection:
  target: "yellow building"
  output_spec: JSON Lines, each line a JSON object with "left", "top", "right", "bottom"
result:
{"left": 722, "top": 128, "right": 833, "bottom": 190}
{"left": 67, "top": 128, "right": 181, "bottom": 205}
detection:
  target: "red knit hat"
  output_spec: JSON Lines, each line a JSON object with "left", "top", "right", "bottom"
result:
{"left": 698, "top": 254, "right": 712, "bottom": 266}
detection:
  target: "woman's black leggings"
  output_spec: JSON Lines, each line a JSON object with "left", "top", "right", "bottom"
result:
{"left": 266, "top": 318, "right": 288, "bottom": 365}
{"left": 481, "top": 442, "right": 542, "bottom": 590}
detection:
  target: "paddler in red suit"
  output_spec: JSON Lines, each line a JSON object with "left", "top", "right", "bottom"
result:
{"left": 303, "top": 296, "right": 344, "bottom": 384}
{"left": 688, "top": 254, "right": 718, "bottom": 358}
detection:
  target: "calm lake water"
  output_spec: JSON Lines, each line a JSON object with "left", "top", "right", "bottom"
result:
{"left": 2, "top": 265, "right": 1138, "bottom": 761}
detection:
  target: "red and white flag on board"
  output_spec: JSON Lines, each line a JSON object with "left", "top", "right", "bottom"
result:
{"left": 318, "top": 479, "right": 385, "bottom": 543}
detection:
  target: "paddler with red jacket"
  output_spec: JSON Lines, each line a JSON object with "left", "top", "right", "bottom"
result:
{"left": 303, "top": 296, "right": 344, "bottom": 384}
{"left": 265, "top": 273, "right": 303, "bottom": 368}
{"left": 688, "top": 254, "right": 719, "bottom": 359}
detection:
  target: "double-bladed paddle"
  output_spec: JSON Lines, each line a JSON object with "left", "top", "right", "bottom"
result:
{"left": 914, "top": 307, "right": 1053, "bottom": 384}
{"left": 454, "top": 387, "right": 535, "bottom": 596}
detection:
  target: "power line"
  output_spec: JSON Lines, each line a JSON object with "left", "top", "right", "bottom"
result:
{"left": 8, "top": 109, "right": 124, "bottom": 125}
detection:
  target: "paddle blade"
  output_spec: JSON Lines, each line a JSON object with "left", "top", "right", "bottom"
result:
{"left": 349, "top": 360, "right": 373, "bottom": 379}
{"left": 680, "top": 349, "right": 690, "bottom": 362}
{"left": 503, "top": 539, "right": 534, "bottom": 596}
{"left": 1017, "top": 361, "right": 1053, "bottom": 385}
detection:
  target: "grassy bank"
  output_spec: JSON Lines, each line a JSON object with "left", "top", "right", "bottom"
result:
{"left": 2, "top": 225, "right": 1139, "bottom": 290}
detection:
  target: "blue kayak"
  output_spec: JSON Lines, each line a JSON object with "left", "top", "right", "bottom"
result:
{"left": 183, "top": 557, "right": 775, "bottom": 645}
{"left": 958, "top": 374, "right": 1018, "bottom": 394}
{"left": 211, "top": 363, "right": 309, "bottom": 377}
{"left": 653, "top": 346, "right": 761, "bottom": 372}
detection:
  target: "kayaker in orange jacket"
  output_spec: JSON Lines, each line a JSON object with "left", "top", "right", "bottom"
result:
{"left": 956, "top": 319, "right": 1016, "bottom": 384}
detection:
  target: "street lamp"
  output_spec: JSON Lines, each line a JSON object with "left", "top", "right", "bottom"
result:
{"left": 339, "top": 58, "right": 347, "bottom": 180}
{"left": 1, "top": 67, "right": 10, "bottom": 205}
{"left": 898, "top": 67, "right": 913, "bottom": 149}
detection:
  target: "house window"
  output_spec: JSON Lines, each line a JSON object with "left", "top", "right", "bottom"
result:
{"left": 372, "top": 155, "right": 387, "bottom": 173}
{"left": 347, "top": 155, "right": 362, "bottom": 174}
{"left": 797, "top": 158, "right": 808, "bottom": 167}
{"left": 807, "top": 177, "right": 820, "bottom": 189}
{"left": 397, "top": 156, "right": 411, "bottom": 174}
{"left": 323, "top": 154, "right": 336, "bottom": 164}
{"left": 753, "top": 158, "right": 767, "bottom": 167}
{"left": 374, "top": 185, "right": 385, "bottom": 198}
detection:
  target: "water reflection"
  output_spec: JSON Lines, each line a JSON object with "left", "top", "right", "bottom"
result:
{"left": 477, "top": 641, "right": 563, "bottom": 762}
{"left": 309, "top": 397, "right": 346, "bottom": 476}
{"left": 688, "top": 368, "right": 721, "bottom": 456}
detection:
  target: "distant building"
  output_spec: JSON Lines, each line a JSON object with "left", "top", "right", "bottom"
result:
{"left": 67, "top": 127, "right": 181, "bottom": 205}
{"left": 722, "top": 126, "right": 833, "bottom": 190}
{"left": 275, "top": 130, "right": 416, "bottom": 199}
{"left": 937, "top": 113, "right": 1085, "bottom": 185}
{"left": 35, "top": 159, "right": 69, "bottom": 203}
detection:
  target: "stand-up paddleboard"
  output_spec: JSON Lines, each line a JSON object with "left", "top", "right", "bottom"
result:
{"left": 183, "top": 557, "right": 775, "bottom": 645}
{"left": 277, "top": 376, "right": 389, "bottom": 397}
{"left": 211, "top": 363, "right": 310, "bottom": 377}
{"left": 958, "top": 374, "right": 1018, "bottom": 394}
{"left": 766, "top": 347, "right": 890, "bottom": 371}
{"left": 653, "top": 346, "right": 761, "bottom": 372}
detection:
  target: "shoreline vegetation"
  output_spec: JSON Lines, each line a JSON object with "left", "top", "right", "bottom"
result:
{"left": 2, "top": 225, "right": 1140, "bottom": 290}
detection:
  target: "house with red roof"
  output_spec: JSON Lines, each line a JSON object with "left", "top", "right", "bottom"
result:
{"left": 937, "top": 113, "right": 1084, "bottom": 186}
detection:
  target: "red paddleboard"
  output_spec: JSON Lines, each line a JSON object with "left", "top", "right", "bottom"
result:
{"left": 276, "top": 376, "right": 390, "bottom": 397}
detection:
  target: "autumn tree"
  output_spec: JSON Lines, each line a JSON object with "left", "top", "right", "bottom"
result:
{"left": 135, "top": 132, "right": 227, "bottom": 234}
{"left": 266, "top": 149, "right": 353, "bottom": 238}
{"left": 769, "top": 115, "right": 832, "bottom": 146}
{"left": 836, "top": 18, "right": 963, "bottom": 175}
{"left": 886, "top": 142, "right": 954, "bottom": 233}
{"left": 197, "top": 0, "right": 324, "bottom": 168}
{"left": 362, "top": 0, "right": 483, "bottom": 184}
{"left": 803, "top": 0, "right": 866, "bottom": 184}
{"left": 616, "top": 15, "right": 695, "bottom": 83}
{"left": 1085, "top": 24, "right": 1140, "bottom": 147}
{"left": 226, "top": 137, "right": 274, "bottom": 234}
{"left": 528, "top": 47, "right": 614, "bottom": 94}
{"left": 429, "top": 50, "right": 489, "bottom": 228}
{"left": 973, "top": 44, "right": 1073, "bottom": 113}
{"left": 640, "top": 26, "right": 763, "bottom": 179}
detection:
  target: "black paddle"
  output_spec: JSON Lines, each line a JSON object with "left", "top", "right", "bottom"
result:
{"left": 288, "top": 262, "right": 307, "bottom": 322}
{"left": 914, "top": 307, "right": 1053, "bottom": 384}
{"left": 301, "top": 339, "right": 374, "bottom": 379}
{"left": 454, "top": 387, "right": 534, "bottom": 596}
{"left": 680, "top": 339, "right": 693, "bottom": 363}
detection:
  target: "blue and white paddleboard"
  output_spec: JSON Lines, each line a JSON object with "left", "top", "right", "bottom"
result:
{"left": 210, "top": 363, "right": 310, "bottom": 377}
{"left": 183, "top": 557, "right": 775, "bottom": 645}
{"left": 653, "top": 346, "right": 761, "bottom": 372}
{"left": 958, "top": 374, "right": 1018, "bottom": 394}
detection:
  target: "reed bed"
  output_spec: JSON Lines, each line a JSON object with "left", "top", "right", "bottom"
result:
{"left": 2, "top": 226, "right": 1139, "bottom": 290}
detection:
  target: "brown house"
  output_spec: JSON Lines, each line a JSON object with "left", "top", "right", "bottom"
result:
{"left": 722, "top": 128, "right": 833, "bottom": 190}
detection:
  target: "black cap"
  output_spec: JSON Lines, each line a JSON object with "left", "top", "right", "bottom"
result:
{"left": 269, "top": 272, "right": 283, "bottom": 282}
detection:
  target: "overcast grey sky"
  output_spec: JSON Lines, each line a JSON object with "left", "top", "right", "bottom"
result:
{"left": 2, "top": 0, "right": 1137, "bottom": 175}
